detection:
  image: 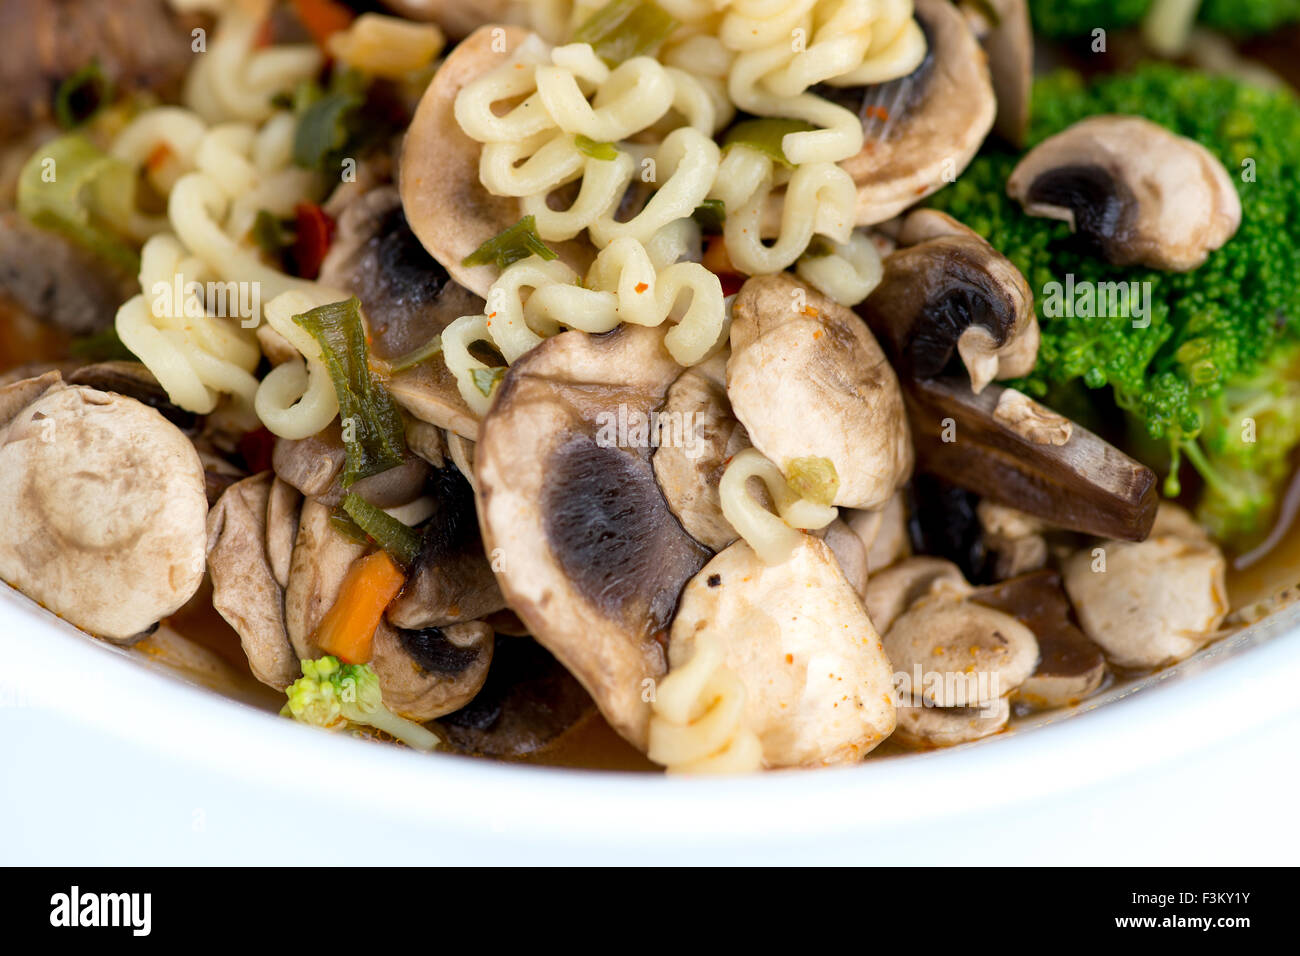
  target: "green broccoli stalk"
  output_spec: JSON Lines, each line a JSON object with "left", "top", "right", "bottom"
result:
{"left": 1029, "top": 0, "right": 1300, "bottom": 38}
{"left": 928, "top": 65, "right": 1300, "bottom": 548}
{"left": 282, "top": 656, "right": 440, "bottom": 751}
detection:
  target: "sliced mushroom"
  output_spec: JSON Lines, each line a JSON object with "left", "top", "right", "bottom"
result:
{"left": 971, "top": 570, "right": 1107, "bottom": 711}
{"left": 321, "top": 186, "right": 485, "bottom": 360}
{"left": 846, "top": 489, "right": 910, "bottom": 574}
{"left": 668, "top": 536, "right": 897, "bottom": 767}
{"left": 893, "top": 697, "right": 1010, "bottom": 748}
{"left": 884, "top": 590, "right": 1038, "bottom": 706}
{"left": 205, "top": 472, "right": 301, "bottom": 688}
{"left": 369, "top": 620, "right": 494, "bottom": 720}
{"left": 437, "top": 635, "right": 598, "bottom": 757}
{"left": 859, "top": 209, "right": 1039, "bottom": 394}
{"left": 0, "top": 207, "right": 135, "bottom": 334}
{"left": 817, "top": 517, "right": 870, "bottom": 599}
{"left": 272, "top": 422, "right": 430, "bottom": 508}
{"left": 399, "top": 25, "right": 595, "bottom": 299}
{"left": 650, "top": 353, "right": 749, "bottom": 552}
{"left": 0, "top": 376, "right": 207, "bottom": 642}
{"left": 67, "top": 361, "right": 200, "bottom": 433}
{"left": 822, "top": 0, "right": 996, "bottom": 226}
{"left": 1007, "top": 115, "right": 1242, "bottom": 272}
{"left": 978, "top": 499, "right": 1049, "bottom": 580}
{"left": 864, "top": 555, "right": 970, "bottom": 635}
{"left": 1061, "top": 504, "right": 1228, "bottom": 669}
{"left": 283, "top": 498, "right": 367, "bottom": 659}
{"left": 963, "top": 0, "right": 1032, "bottom": 146}
{"left": 904, "top": 376, "right": 1158, "bottom": 540}
{"left": 476, "top": 325, "right": 711, "bottom": 749}
{"left": 386, "top": 465, "right": 505, "bottom": 629}
{"left": 404, "top": 417, "right": 447, "bottom": 468}
{"left": 727, "top": 273, "right": 913, "bottom": 510}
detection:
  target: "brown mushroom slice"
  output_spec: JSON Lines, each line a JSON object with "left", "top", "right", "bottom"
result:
{"left": 476, "top": 325, "right": 712, "bottom": 749}
{"left": 437, "top": 635, "right": 597, "bottom": 758}
{"left": 66, "top": 361, "right": 200, "bottom": 434}
{"left": 650, "top": 353, "right": 749, "bottom": 552}
{"left": 727, "top": 274, "right": 913, "bottom": 510}
{"left": 0, "top": 378, "right": 207, "bottom": 642}
{"left": 404, "top": 417, "right": 447, "bottom": 468}
{"left": 369, "top": 620, "right": 494, "bottom": 721}
{"left": 846, "top": 489, "right": 911, "bottom": 574}
{"left": 978, "top": 499, "right": 1049, "bottom": 580}
{"left": 859, "top": 209, "right": 1039, "bottom": 394}
{"left": 1061, "top": 504, "right": 1228, "bottom": 670}
{"left": 399, "top": 25, "right": 595, "bottom": 299}
{"left": 893, "top": 697, "right": 1010, "bottom": 749}
{"left": 668, "top": 536, "right": 897, "bottom": 767}
{"left": 971, "top": 569, "right": 1107, "bottom": 711}
{"left": 283, "top": 499, "right": 367, "bottom": 659}
{"left": 884, "top": 590, "right": 1038, "bottom": 706}
{"left": 319, "top": 186, "right": 485, "bottom": 363}
{"left": 821, "top": 0, "right": 996, "bottom": 226}
{"left": 273, "top": 422, "right": 430, "bottom": 508}
{"left": 904, "top": 376, "right": 1158, "bottom": 540}
{"left": 1006, "top": 115, "right": 1241, "bottom": 272}
{"left": 817, "top": 518, "right": 869, "bottom": 598}
{"left": 206, "top": 472, "right": 300, "bottom": 688}
{"left": 388, "top": 362, "right": 481, "bottom": 441}
{"left": 387, "top": 465, "right": 505, "bottom": 630}
{"left": 0, "top": 369, "right": 62, "bottom": 427}
{"left": 266, "top": 475, "right": 301, "bottom": 589}
{"left": 864, "top": 556, "right": 969, "bottom": 634}
{"left": 963, "top": 0, "right": 1032, "bottom": 146}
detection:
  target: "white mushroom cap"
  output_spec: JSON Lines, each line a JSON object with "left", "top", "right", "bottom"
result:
{"left": 864, "top": 555, "right": 969, "bottom": 635}
{"left": 884, "top": 591, "right": 1039, "bottom": 706}
{"left": 1061, "top": 504, "right": 1228, "bottom": 669}
{"left": 668, "top": 535, "right": 897, "bottom": 767}
{"left": 893, "top": 697, "right": 1010, "bottom": 749}
{"left": 0, "top": 380, "right": 207, "bottom": 642}
{"left": 727, "top": 274, "right": 913, "bottom": 510}
{"left": 1007, "top": 115, "right": 1241, "bottom": 272}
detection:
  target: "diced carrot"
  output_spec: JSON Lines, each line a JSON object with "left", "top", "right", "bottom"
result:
{"left": 702, "top": 236, "right": 746, "bottom": 296}
{"left": 291, "top": 0, "right": 356, "bottom": 49}
{"left": 313, "top": 550, "right": 405, "bottom": 664}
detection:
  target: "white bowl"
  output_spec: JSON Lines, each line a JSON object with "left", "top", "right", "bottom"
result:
{"left": 2, "top": 582, "right": 1298, "bottom": 865}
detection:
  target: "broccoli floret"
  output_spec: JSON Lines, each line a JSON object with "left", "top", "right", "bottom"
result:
{"left": 282, "top": 656, "right": 440, "bottom": 751}
{"left": 1196, "top": 0, "right": 1300, "bottom": 34}
{"left": 928, "top": 65, "right": 1300, "bottom": 546}
{"left": 1029, "top": 0, "right": 1151, "bottom": 39}
{"left": 1029, "top": 0, "right": 1300, "bottom": 37}
{"left": 1184, "top": 341, "right": 1300, "bottom": 543}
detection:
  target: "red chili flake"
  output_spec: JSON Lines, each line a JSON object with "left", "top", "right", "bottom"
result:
{"left": 635, "top": 282, "right": 649, "bottom": 294}
{"left": 289, "top": 203, "right": 336, "bottom": 280}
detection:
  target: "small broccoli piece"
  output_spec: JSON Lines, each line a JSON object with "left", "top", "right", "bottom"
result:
{"left": 1184, "top": 341, "right": 1300, "bottom": 545}
{"left": 1199, "top": 0, "right": 1300, "bottom": 35}
{"left": 928, "top": 65, "right": 1300, "bottom": 545}
{"left": 1028, "top": 0, "right": 1151, "bottom": 39}
{"left": 282, "top": 656, "right": 440, "bottom": 751}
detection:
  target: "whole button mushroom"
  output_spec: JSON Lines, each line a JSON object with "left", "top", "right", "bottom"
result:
{"left": 1007, "top": 115, "right": 1241, "bottom": 272}
{"left": 667, "top": 536, "right": 897, "bottom": 767}
{"left": 0, "top": 374, "right": 208, "bottom": 642}
{"left": 1061, "top": 504, "right": 1228, "bottom": 669}
{"left": 727, "top": 273, "right": 913, "bottom": 511}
